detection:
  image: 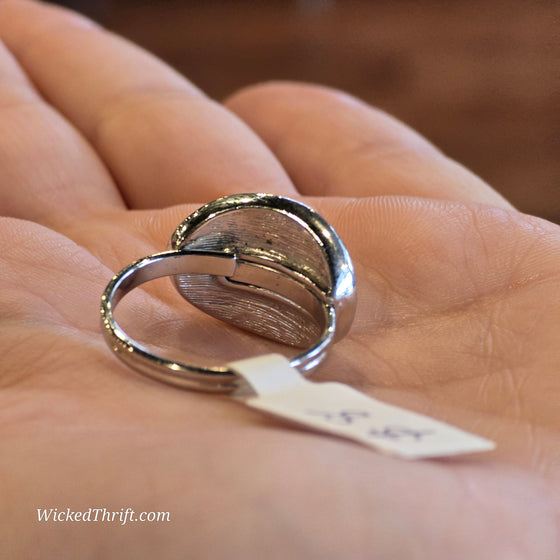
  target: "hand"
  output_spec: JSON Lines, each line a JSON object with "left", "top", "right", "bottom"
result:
{"left": 1, "top": 1, "right": 558, "bottom": 558}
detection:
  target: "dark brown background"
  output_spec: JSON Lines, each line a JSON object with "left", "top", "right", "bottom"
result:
{"left": 55, "top": 0, "right": 559, "bottom": 223}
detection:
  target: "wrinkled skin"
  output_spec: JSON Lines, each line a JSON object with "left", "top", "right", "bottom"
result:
{"left": 0, "top": 2, "right": 558, "bottom": 559}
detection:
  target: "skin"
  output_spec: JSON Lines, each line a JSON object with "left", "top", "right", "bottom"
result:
{"left": 0, "top": 1, "right": 558, "bottom": 558}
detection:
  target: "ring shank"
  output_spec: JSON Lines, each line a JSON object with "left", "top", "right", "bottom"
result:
{"left": 100, "top": 250, "right": 336, "bottom": 392}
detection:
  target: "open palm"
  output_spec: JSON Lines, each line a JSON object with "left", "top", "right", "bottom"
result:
{"left": 1, "top": 2, "right": 558, "bottom": 559}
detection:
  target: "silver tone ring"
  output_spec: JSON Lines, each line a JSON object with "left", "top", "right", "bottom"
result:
{"left": 100, "top": 193, "right": 356, "bottom": 392}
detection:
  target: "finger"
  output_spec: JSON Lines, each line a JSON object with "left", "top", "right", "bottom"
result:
{"left": 0, "top": 1, "right": 296, "bottom": 209}
{"left": 0, "top": 39, "right": 124, "bottom": 223}
{"left": 226, "top": 82, "right": 513, "bottom": 208}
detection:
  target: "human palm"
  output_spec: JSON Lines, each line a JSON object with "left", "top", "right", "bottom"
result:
{"left": 1, "top": 2, "right": 558, "bottom": 559}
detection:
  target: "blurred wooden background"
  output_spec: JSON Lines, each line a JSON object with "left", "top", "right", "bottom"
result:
{"left": 56, "top": 0, "right": 559, "bottom": 223}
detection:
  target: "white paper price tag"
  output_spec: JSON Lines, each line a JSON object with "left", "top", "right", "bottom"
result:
{"left": 229, "top": 354, "right": 495, "bottom": 460}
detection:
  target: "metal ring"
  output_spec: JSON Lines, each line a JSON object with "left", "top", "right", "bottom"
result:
{"left": 100, "top": 193, "right": 356, "bottom": 392}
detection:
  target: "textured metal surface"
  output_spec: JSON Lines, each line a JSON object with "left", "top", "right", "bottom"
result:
{"left": 174, "top": 206, "right": 329, "bottom": 347}
{"left": 177, "top": 275, "right": 321, "bottom": 347}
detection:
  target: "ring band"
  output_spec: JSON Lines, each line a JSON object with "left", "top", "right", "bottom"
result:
{"left": 100, "top": 193, "right": 356, "bottom": 392}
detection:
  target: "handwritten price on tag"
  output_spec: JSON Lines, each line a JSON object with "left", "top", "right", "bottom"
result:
{"left": 306, "top": 410, "right": 436, "bottom": 441}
